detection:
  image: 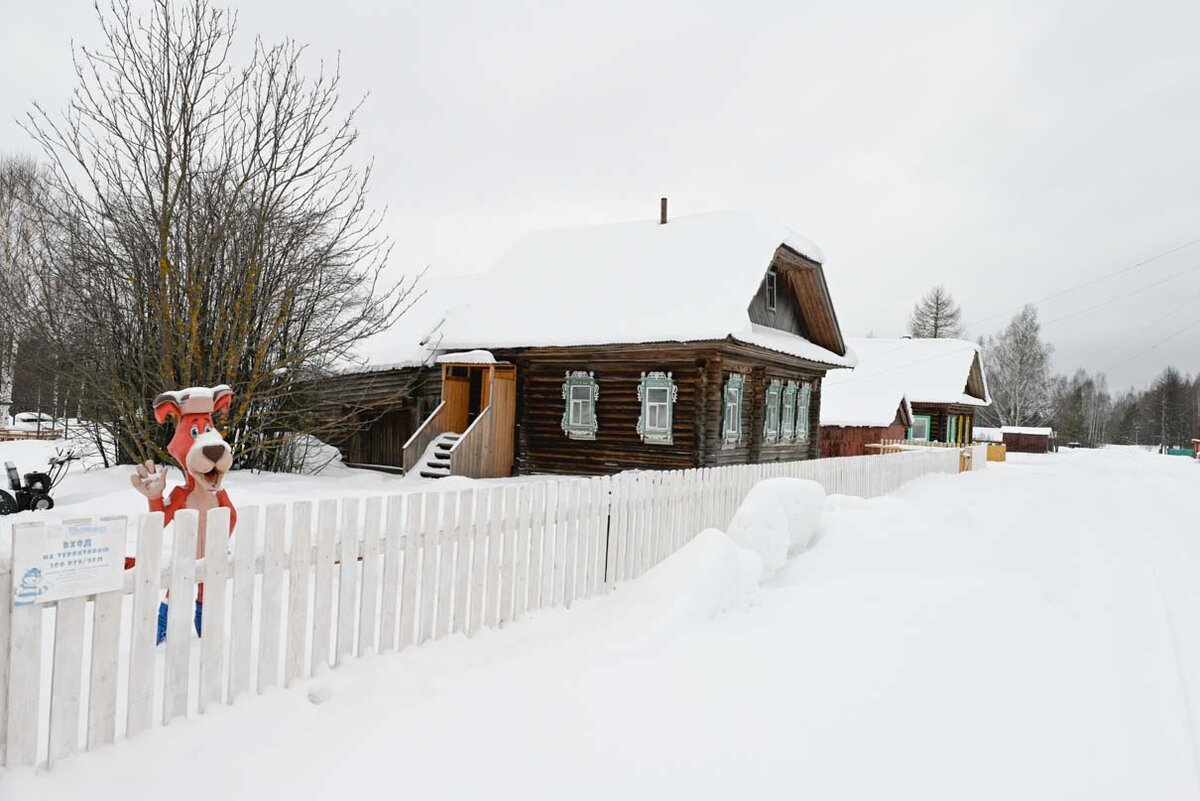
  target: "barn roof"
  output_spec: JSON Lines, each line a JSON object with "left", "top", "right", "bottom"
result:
{"left": 819, "top": 367, "right": 913, "bottom": 428}
{"left": 427, "top": 210, "right": 853, "bottom": 368}
{"left": 839, "top": 337, "right": 991, "bottom": 407}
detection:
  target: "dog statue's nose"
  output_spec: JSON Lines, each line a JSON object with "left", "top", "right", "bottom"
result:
{"left": 202, "top": 444, "right": 227, "bottom": 463}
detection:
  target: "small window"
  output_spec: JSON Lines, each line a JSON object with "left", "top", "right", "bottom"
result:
{"left": 637, "top": 371, "right": 677, "bottom": 444}
{"left": 766, "top": 268, "right": 778, "bottom": 312}
{"left": 763, "top": 379, "right": 782, "bottom": 442}
{"left": 781, "top": 381, "right": 798, "bottom": 440}
{"left": 561, "top": 371, "right": 599, "bottom": 440}
{"left": 722, "top": 374, "right": 745, "bottom": 444}
{"left": 796, "top": 381, "right": 812, "bottom": 440}
{"left": 910, "top": 414, "right": 932, "bottom": 442}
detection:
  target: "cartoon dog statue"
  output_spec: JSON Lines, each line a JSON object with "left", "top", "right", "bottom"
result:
{"left": 130, "top": 384, "right": 237, "bottom": 643}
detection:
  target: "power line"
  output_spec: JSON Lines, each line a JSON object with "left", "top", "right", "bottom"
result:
{"left": 1102, "top": 313, "right": 1200, "bottom": 374}
{"left": 966, "top": 233, "right": 1200, "bottom": 331}
{"left": 1041, "top": 261, "right": 1200, "bottom": 327}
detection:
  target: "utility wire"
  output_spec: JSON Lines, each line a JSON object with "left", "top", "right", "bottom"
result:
{"left": 966, "top": 233, "right": 1200, "bottom": 331}
{"left": 1041, "top": 261, "right": 1200, "bottom": 327}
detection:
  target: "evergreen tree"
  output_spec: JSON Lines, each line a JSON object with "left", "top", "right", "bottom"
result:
{"left": 908, "top": 286, "right": 965, "bottom": 339}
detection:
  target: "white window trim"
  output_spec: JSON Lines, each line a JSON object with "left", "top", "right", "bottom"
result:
{"left": 766, "top": 268, "right": 778, "bottom": 312}
{"left": 723, "top": 373, "right": 745, "bottom": 444}
{"left": 637, "top": 371, "right": 677, "bottom": 445}
{"left": 781, "top": 381, "right": 798, "bottom": 440}
{"left": 561, "top": 371, "right": 599, "bottom": 440}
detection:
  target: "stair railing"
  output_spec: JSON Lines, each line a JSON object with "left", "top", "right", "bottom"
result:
{"left": 401, "top": 401, "right": 449, "bottom": 474}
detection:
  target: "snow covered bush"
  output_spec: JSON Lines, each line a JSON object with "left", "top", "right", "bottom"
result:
{"left": 726, "top": 478, "right": 825, "bottom": 579}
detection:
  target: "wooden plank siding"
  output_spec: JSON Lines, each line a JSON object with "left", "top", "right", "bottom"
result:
{"left": 910, "top": 402, "right": 978, "bottom": 444}
{"left": 497, "top": 341, "right": 831, "bottom": 477}
{"left": 820, "top": 412, "right": 909, "bottom": 458}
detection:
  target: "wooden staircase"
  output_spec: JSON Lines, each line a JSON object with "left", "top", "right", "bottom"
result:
{"left": 416, "top": 432, "right": 461, "bottom": 479}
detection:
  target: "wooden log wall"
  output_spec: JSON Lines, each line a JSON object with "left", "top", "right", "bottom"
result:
{"left": 504, "top": 345, "right": 707, "bottom": 476}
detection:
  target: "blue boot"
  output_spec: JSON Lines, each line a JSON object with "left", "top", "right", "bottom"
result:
{"left": 194, "top": 601, "right": 203, "bottom": 637}
{"left": 156, "top": 602, "right": 168, "bottom": 645}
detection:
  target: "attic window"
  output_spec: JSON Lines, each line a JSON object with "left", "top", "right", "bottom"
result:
{"left": 561, "top": 371, "right": 599, "bottom": 440}
{"left": 766, "top": 268, "right": 778, "bottom": 311}
{"left": 637, "top": 371, "right": 677, "bottom": 445}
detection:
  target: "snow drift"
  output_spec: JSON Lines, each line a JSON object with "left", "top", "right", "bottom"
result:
{"left": 726, "top": 477, "right": 825, "bottom": 579}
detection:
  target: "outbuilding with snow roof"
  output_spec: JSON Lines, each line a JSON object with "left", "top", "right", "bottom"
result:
{"left": 841, "top": 337, "right": 990, "bottom": 445}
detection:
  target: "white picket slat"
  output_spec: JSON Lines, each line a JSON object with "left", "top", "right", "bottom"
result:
{"left": 126, "top": 512, "right": 164, "bottom": 738}
{"left": 398, "top": 494, "right": 422, "bottom": 649}
{"left": 199, "top": 508, "right": 231, "bottom": 712}
{"left": 485, "top": 486, "right": 505, "bottom": 628}
{"left": 229, "top": 506, "right": 259, "bottom": 701}
{"left": 311, "top": 500, "right": 338, "bottom": 674}
{"left": 418, "top": 493, "right": 439, "bottom": 644}
{"left": 164, "top": 510, "right": 198, "bottom": 723}
{"left": 285, "top": 501, "right": 313, "bottom": 686}
{"left": 48, "top": 595, "right": 85, "bottom": 764}
{"left": 498, "top": 485, "right": 518, "bottom": 625}
{"left": 335, "top": 498, "right": 359, "bottom": 664}
{"left": 452, "top": 490, "right": 474, "bottom": 634}
{"left": 467, "top": 489, "right": 488, "bottom": 634}
{"left": 358, "top": 497, "right": 383, "bottom": 656}
{"left": 435, "top": 493, "right": 457, "bottom": 639}
{"left": 258, "top": 505, "right": 287, "bottom": 691}
{"left": 512, "top": 484, "right": 532, "bottom": 620}
{"left": 526, "top": 482, "right": 546, "bottom": 611}
{"left": 4, "top": 527, "right": 42, "bottom": 767}
{"left": 379, "top": 495, "right": 405, "bottom": 652}
{"left": 87, "top": 588, "right": 122, "bottom": 750}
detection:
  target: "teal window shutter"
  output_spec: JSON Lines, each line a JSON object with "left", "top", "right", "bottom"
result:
{"left": 722, "top": 374, "right": 745, "bottom": 444}
{"left": 637, "top": 371, "right": 677, "bottom": 445}
{"left": 561, "top": 371, "right": 599, "bottom": 440}
{"left": 781, "top": 381, "right": 798, "bottom": 440}
{"left": 763, "top": 379, "right": 782, "bottom": 442}
{"left": 796, "top": 382, "right": 812, "bottom": 440}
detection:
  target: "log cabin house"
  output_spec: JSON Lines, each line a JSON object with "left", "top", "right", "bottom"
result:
{"left": 837, "top": 337, "right": 990, "bottom": 445}
{"left": 338, "top": 208, "right": 856, "bottom": 478}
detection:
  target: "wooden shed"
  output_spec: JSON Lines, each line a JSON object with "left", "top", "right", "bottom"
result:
{"left": 1001, "top": 426, "right": 1055, "bottom": 454}
{"left": 389, "top": 208, "right": 853, "bottom": 478}
{"left": 818, "top": 369, "right": 912, "bottom": 458}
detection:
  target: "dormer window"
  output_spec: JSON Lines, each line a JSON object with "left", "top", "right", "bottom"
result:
{"left": 766, "top": 268, "right": 778, "bottom": 311}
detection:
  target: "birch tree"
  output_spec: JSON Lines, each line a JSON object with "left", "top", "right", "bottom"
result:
{"left": 0, "top": 156, "right": 39, "bottom": 426}
{"left": 979, "top": 305, "right": 1053, "bottom": 427}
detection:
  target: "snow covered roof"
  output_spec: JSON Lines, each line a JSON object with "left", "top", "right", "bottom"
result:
{"left": 428, "top": 210, "right": 852, "bottom": 368}
{"left": 841, "top": 337, "right": 990, "bottom": 407}
{"left": 1001, "top": 426, "right": 1054, "bottom": 437}
{"left": 436, "top": 350, "right": 497, "bottom": 365}
{"left": 819, "top": 367, "right": 912, "bottom": 428}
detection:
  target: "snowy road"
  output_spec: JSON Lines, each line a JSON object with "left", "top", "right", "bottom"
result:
{"left": 7, "top": 448, "right": 1200, "bottom": 800}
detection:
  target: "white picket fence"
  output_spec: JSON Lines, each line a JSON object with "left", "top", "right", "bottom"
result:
{"left": 0, "top": 448, "right": 962, "bottom": 769}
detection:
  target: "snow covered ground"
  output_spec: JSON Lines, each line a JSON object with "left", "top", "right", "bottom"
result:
{"left": 6, "top": 447, "right": 1200, "bottom": 799}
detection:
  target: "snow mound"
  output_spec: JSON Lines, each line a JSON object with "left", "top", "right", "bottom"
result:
{"left": 726, "top": 478, "right": 825, "bottom": 579}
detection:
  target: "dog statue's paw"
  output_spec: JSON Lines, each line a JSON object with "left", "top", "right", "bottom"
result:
{"left": 130, "top": 460, "right": 167, "bottom": 499}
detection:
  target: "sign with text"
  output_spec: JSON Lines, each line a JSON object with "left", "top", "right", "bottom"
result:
{"left": 11, "top": 518, "right": 127, "bottom": 606}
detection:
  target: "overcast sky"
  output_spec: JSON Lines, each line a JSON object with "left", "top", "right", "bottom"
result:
{"left": 4, "top": 0, "right": 1200, "bottom": 389}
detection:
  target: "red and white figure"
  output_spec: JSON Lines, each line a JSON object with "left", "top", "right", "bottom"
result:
{"left": 130, "top": 384, "right": 238, "bottom": 641}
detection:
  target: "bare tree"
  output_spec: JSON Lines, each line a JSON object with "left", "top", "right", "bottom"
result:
{"left": 908, "top": 285, "right": 965, "bottom": 339}
{"left": 979, "top": 304, "right": 1053, "bottom": 427}
{"left": 0, "top": 155, "right": 41, "bottom": 426}
{"left": 13, "top": 0, "right": 418, "bottom": 469}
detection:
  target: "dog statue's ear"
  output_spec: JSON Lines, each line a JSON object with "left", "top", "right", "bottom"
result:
{"left": 153, "top": 394, "right": 182, "bottom": 424}
{"left": 212, "top": 385, "right": 233, "bottom": 416}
